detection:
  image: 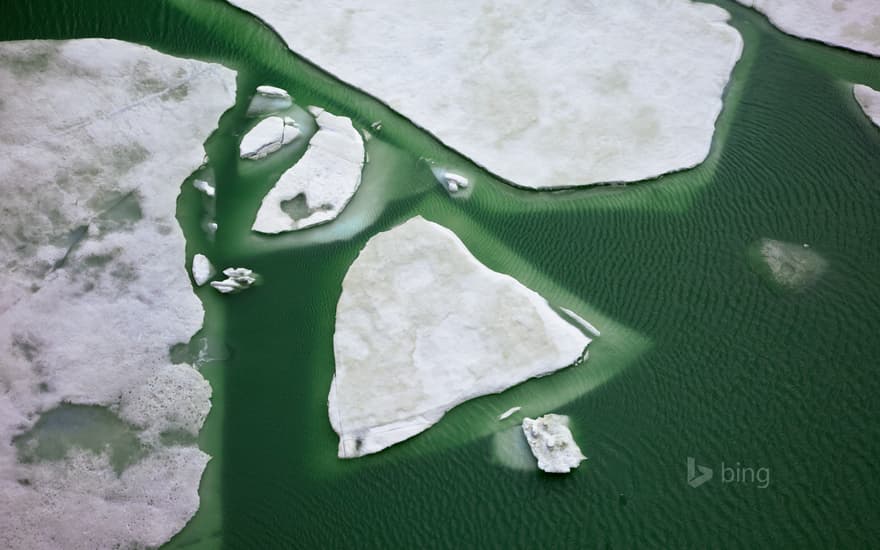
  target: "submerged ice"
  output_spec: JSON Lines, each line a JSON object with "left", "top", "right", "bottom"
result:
{"left": 329, "top": 217, "right": 592, "bottom": 458}
{"left": 750, "top": 239, "right": 828, "bottom": 290}
{"left": 0, "top": 39, "right": 235, "bottom": 549}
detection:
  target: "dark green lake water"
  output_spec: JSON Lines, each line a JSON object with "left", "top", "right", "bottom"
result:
{"left": 4, "top": 1, "right": 880, "bottom": 547}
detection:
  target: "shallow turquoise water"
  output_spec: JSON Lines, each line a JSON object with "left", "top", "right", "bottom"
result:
{"left": 3, "top": 1, "right": 880, "bottom": 548}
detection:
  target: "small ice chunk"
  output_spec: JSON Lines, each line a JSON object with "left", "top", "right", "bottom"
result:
{"left": 432, "top": 168, "right": 470, "bottom": 194}
{"left": 191, "top": 254, "right": 215, "bottom": 286}
{"left": 854, "top": 84, "right": 880, "bottom": 128}
{"left": 522, "top": 414, "right": 586, "bottom": 473}
{"left": 499, "top": 406, "right": 522, "bottom": 420}
{"left": 256, "top": 85, "right": 290, "bottom": 100}
{"left": 210, "top": 267, "right": 258, "bottom": 294}
{"left": 239, "top": 116, "right": 300, "bottom": 160}
{"left": 561, "top": 307, "right": 601, "bottom": 337}
{"left": 192, "top": 179, "right": 215, "bottom": 197}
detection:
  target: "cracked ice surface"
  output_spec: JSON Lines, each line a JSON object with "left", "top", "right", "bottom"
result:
{"left": 239, "top": 115, "right": 300, "bottom": 159}
{"left": 329, "top": 217, "right": 591, "bottom": 458}
{"left": 252, "top": 107, "right": 364, "bottom": 233}
{"left": 0, "top": 39, "right": 235, "bottom": 549}
{"left": 736, "top": 0, "right": 880, "bottom": 56}
{"left": 230, "top": 0, "right": 742, "bottom": 188}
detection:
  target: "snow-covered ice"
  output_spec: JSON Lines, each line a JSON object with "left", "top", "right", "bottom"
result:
{"left": 247, "top": 85, "right": 294, "bottom": 116}
{"left": 252, "top": 107, "right": 364, "bottom": 233}
{"left": 239, "top": 115, "right": 300, "bottom": 159}
{"left": 522, "top": 414, "right": 586, "bottom": 474}
{"left": 229, "top": 0, "right": 742, "bottom": 188}
{"left": 210, "top": 267, "right": 258, "bottom": 294}
{"left": 854, "top": 84, "right": 880, "bottom": 128}
{"left": 192, "top": 253, "right": 215, "bottom": 286}
{"left": 193, "top": 178, "right": 215, "bottom": 197}
{"left": 499, "top": 406, "right": 522, "bottom": 420}
{"left": 329, "top": 217, "right": 592, "bottom": 458}
{"left": 0, "top": 39, "right": 235, "bottom": 549}
{"left": 256, "top": 85, "right": 290, "bottom": 99}
{"left": 736, "top": 0, "right": 880, "bottom": 56}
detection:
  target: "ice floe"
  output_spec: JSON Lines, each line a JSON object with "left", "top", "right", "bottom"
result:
{"left": 0, "top": 39, "right": 234, "bottom": 549}
{"left": 229, "top": 0, "right": 742, "bottom": 188}
{"left": 499, "top": 406, "right": 522, "bottom": 420}
{"left": 854, "top": 84, "right": 880, "bottom": 128}
{"left": 247, "top": 85, "right": 294, "bottom": 116}
{"left": 193, "top": 178, "right": 215, "bottom": 197}
{"left": 736, "top": 0, "right": 880, "bottom": 56}
{"left": 210, "top": 267, "right": 258, "bottom": 294}
{"left": 431, "top": 167, "right": 471, "bottom": 196}
{"left": 239, "top": 115, "right": 300, "bottom": 159}
{"left": 329, "top": 217, "right": 591, "bottom": 458}
{"left": 749, "top": 238, "right": 828, "bottom": 290}
{"left": 252, "top": 107, "right": 364, "bottom": 233}
{"left": 256, "top": 85, "right": 290, "bottom": 100}
{"left": 522, "top": 414, "right": 586, "bottom": 474}
{"left": 192, "top": 253, "right": 215, "bottom": 286}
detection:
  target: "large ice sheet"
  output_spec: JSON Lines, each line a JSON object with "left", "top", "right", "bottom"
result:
{"left": 0, "top": 39, "right": 235, "bottom": 549}
{"left": 736, "top": 0, "right": 880, "bottom": 56}
{"left": 329, "top": 217, "right": 592, "bottom": 458}
{"left": 229, "top": 0, "right": 742, "bottom": 188}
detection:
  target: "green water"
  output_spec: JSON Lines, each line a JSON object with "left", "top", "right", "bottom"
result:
{"left": 4, "top": 1, "right": 880, "bottom": 547}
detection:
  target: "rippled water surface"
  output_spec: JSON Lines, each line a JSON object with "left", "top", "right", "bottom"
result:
{"left": 3, "top": 1, "right": 880, "bottom": 547}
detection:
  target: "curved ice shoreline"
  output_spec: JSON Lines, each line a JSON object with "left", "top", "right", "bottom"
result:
{"left": 0, "top": 39, "right": 235, "bottom": 549}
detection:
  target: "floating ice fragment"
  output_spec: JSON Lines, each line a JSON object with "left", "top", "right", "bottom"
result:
{"left": 192, "top": 179, "right": 215, "bottom": 197}
{"left": 256, "top": 85, "right": 290, "bottom": 100}
{"left": 854, "top": 84, "right": 880, "bottom": 128}
{"left": 499, "top": 406, "right": 522, "bottom": 420}
{"left": 522, "top": 414, "right": 586, "bottom": 474}
{"left": 432, "top": 167, "right": 470, "bottom": 195}
{"left": 252, "top": 108, "right": 364, "bottom": 233}
{"left": 247, "top": 85, "right": 294, "bottom": 116}
{"left": 191, "top": 254, "right": 215, "bottom": 286}
{"left": 560, "top": 307, "right": 601, "bottom": 337}
{"left": 210, "top": 267, "right": 258, "bottom": 294}
{"left": 239, "top": 116, "right": 300, "bottom": 160}
{"left": 329, "top": 217, "right": 591, "bottom": 458}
